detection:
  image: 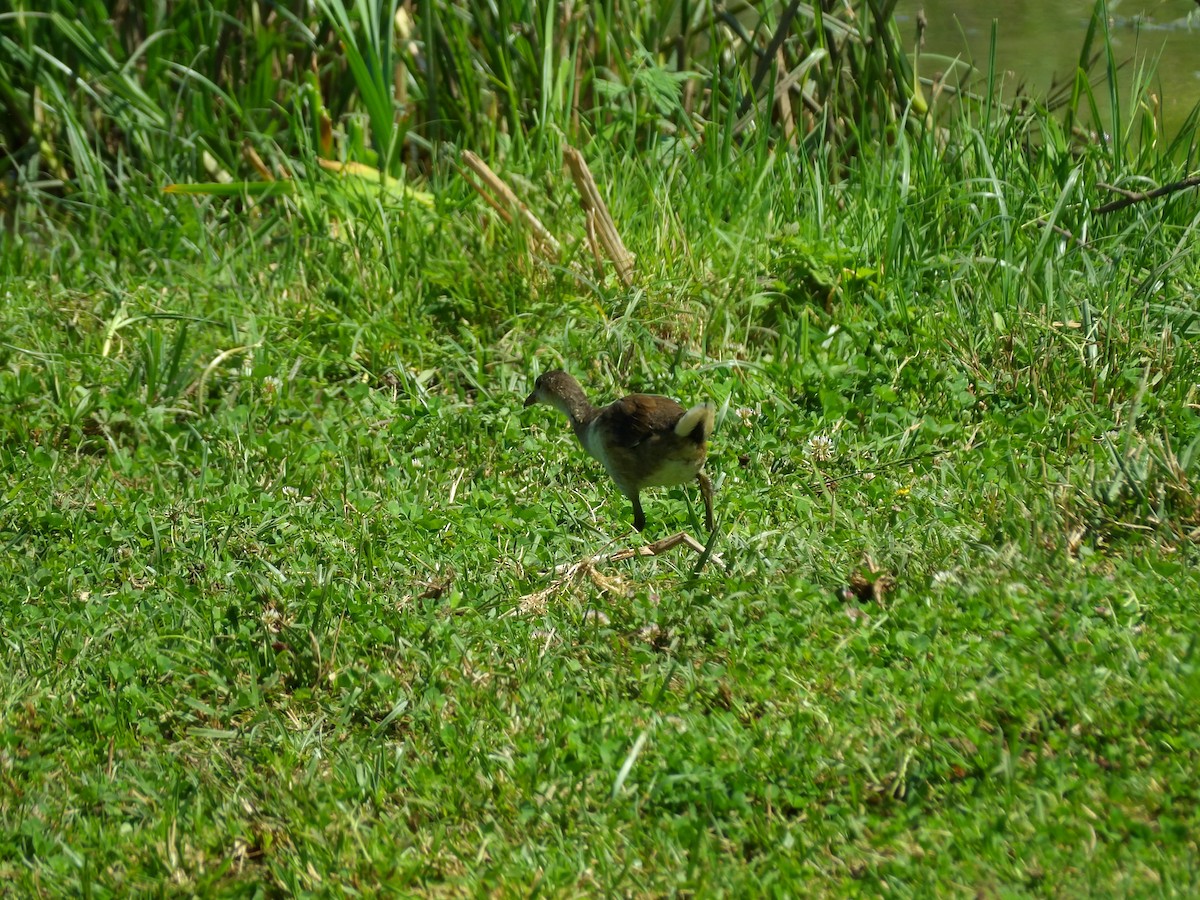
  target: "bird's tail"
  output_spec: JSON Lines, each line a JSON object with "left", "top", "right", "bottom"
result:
{"left": 675, "top": 401, "right": 715, "bottom": 442}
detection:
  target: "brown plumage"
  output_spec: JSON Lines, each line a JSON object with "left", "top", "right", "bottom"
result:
{"left": 524, "top": 370, "right": 716, "bottom": 532}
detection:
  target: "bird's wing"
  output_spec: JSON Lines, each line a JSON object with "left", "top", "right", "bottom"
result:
{"left": 601, "top": 394, "right": 686, "bottom": 449}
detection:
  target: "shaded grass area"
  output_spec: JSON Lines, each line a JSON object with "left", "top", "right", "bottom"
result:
{"left": 4, "top": 112, "right": 1200, "bottom": 894}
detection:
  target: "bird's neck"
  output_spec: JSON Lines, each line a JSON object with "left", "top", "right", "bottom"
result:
{"left": 548, "top": 383, "right": 598, "bottom": 435}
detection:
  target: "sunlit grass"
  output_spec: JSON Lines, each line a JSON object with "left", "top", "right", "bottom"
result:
{"left": 3, "top": 0, "right": 1200, "bottom": 894}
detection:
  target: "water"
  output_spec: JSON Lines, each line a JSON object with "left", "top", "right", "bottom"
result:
{"left": 891, "top": 0, "right": 1200, "bottom": 138}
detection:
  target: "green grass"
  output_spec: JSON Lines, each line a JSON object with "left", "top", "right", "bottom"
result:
{"left": 4, "top": 0, "right": 1200, "bottom": 895}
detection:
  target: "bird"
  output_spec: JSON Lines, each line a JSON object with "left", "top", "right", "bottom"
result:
{"left": 524, "top": 369, "right": 716, "bottom": 532}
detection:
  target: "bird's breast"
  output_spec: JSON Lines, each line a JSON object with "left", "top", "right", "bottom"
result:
{"left": 580, "top": 418, "right": 706, "bottom": 493}
{"left": 579, "top": 421, "right": 609, "bottom": 466}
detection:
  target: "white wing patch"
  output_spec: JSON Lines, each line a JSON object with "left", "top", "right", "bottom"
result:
{"left": 674, "top": 402, "right": 715, "bottom": 439}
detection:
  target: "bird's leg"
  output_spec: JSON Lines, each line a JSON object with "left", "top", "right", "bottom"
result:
{"left": 696, "top": 472, "right": 714, "bottom": 531}
{"left": 631, "top": 494, "right": 646, "bottom": 532}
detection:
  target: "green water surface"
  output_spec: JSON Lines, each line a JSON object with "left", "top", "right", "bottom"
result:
{"left": 893, "top": 0, "right": 1200, "bottom": 138}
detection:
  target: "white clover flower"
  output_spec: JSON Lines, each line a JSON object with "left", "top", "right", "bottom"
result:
{"left": 807, "top": 434, "right": 836, "bottom": 462}
{"left": 931, "top": 570, "right": 958, "bottom": 591}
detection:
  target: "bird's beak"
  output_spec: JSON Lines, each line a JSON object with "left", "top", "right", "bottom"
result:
{"left": 524, "top": 390, "right": 539, "bottom": 408}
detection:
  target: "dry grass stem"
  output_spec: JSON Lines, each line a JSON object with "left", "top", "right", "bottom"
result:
{"left": 242, "top": 141, "right": 274, "bottom": 181}
{"left": 563, "top": 145, "right": 635, "bottom": 287}
{"left": 460, "top": 150, "right": 562, "bottom": 255}
{"left": 1093, "top": 175, "right": 1200, "bottom": 214}
{"left": 515, "top": 532, "right": 720, "bottom": 614}
{"left": 584, "top": 209, "right": 606, "bottom": 277}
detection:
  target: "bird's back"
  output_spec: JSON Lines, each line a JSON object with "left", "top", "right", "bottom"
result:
{"left": 586, "top": 394, "right": 710, "bottom": 493}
